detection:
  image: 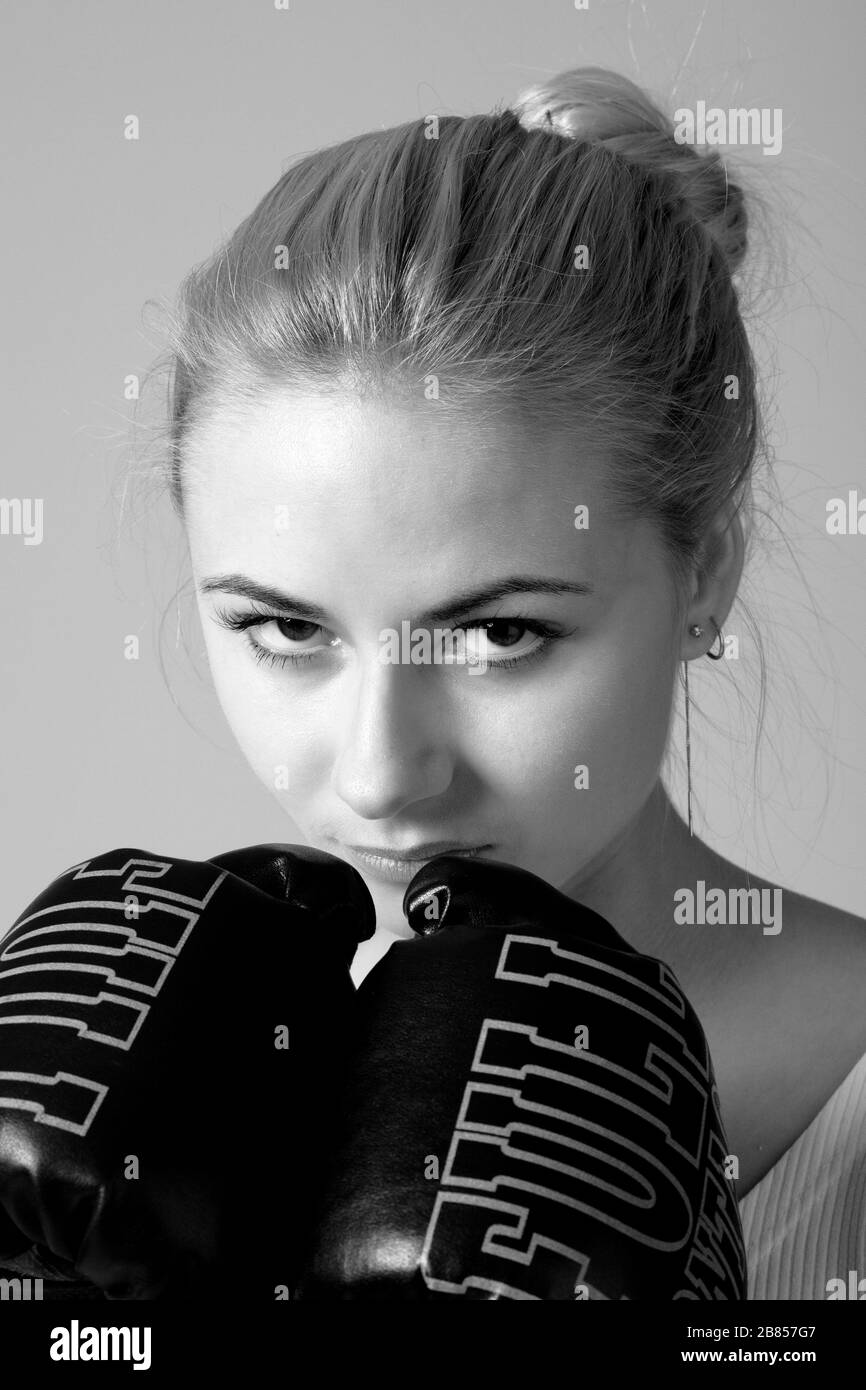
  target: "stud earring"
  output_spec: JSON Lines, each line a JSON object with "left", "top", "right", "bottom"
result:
{"left": 688, "top": 618, "right": 725, "bottom": 657}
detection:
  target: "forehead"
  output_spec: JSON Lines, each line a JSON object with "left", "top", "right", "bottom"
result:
{"left": 182, "top": 387, "right": 662, "bottom": 609}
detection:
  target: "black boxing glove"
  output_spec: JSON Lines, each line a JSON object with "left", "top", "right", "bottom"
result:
{"left": 294, "top": 855, "right": 747, "bottom": 1300}
{"left": 0, "top": 843, "right": 375, "bottom": 1299}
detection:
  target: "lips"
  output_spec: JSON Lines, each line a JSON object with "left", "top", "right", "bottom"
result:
{"left": 348, "top": 841, "right": 487, "bottom": 861}
{"left": 339, "top": 843, "right": 492, "bottom": 886}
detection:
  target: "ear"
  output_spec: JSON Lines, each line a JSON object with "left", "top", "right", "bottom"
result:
{"left": 681, "top": 507, "right": 745, "bottom": 660}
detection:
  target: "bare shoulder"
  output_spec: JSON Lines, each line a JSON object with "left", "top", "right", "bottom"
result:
{"left": 735, "top": 875, "right": 866, "bottom": 1079}
{"left": 692, "top": 851, "right": 866, "bottom": 1091}
{"left": 697, "top": 867, "right": 866, "bottom": 1196}
{"left": 700, "top": 847, "right": 866, "bottom": 971}
{"left": 734, "top": 869, "right": 866, "bottom": 1015}
{"left": 772, "top": 883, "right": 866, "bottom": 967}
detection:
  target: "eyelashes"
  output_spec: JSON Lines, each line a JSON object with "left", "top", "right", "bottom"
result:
{"left": 212, "top": 606, "right": 329, "bottom": 670}
{"left": 210, "top": 603, "right": 570, "bottom": 674}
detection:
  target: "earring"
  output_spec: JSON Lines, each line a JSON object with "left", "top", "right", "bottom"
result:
{"left": 688, "top": 619, "right": 725, "bottom": 657}
{"left": 706, "top": 616, "right": 725, "bottom": 660}
{"left": 684, "top": 659, "right": 694, "bottom": 837}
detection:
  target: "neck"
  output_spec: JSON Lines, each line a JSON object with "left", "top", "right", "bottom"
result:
{"left": 559, "top": 782, "right": 739, "bottom": 1000}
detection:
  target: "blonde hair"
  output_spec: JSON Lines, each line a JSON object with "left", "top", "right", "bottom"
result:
{"left": 152, "top": 65, "right": 767, "bottom": 602}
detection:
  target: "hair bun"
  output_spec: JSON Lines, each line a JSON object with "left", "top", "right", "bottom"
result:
{"left": 510, "top": 66, "right": 667, "bottom": 142}
{"left": 509, "top": 66, "right": 748, "bottom": 276}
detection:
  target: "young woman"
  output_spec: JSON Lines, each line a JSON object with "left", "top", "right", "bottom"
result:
{"left": 5, "top": 66, "right": 863, "bottom": 1303}
{"left": 153, "top": 65, "right": 866, "bottom": 1302}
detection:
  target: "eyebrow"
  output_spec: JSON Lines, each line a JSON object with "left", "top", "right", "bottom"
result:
{"left": 199, "top": 573, "right": 594, "bottom": 625}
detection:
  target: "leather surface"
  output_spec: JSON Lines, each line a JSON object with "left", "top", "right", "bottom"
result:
{"left": 0, "top": 843, "right": 374, "bottom": 1299}
{"left": 296, "top": 854, "right": 748, "bottom": 1300}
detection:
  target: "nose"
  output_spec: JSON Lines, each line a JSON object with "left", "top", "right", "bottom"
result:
{"left": 331, "top": 653, "right": 454, "bottom": 820}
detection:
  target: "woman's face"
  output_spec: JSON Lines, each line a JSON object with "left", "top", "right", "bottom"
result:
{"left": 184, "top": 386, "right": 682, "bottom": 932}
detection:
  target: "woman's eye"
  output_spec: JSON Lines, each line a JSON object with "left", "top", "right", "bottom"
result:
{"left": 211, "top": 606, "right": 339, "bottom": 668}
{"left": 256, "top": 617, "right": 326, "bottom": 652}
{"left": 248, "top": 616, "right": 341, "bottom": 667}
{"left": 470, "top": 619, "right": 532, "bottom": 650}
{"left": 459, "top": 618, "right": 559, "bottom": 669}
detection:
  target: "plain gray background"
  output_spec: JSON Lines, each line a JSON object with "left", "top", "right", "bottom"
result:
{"left": 2, "top": 0, "right": 864, "bottom": 925}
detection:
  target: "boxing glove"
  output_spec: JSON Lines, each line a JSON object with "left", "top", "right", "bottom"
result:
{"left": 0, "top": 843, "right": 375, "bottom": 1299}
{"left": 294, "top": 855, "right": 747, "bottom": 1300}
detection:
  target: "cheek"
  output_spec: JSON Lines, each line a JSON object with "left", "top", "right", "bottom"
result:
{"left": 199, "top": 622, "right": 315, "bottom": 795}
{"left": 203, "top": 655, "right": 367, "bottom": 838}
{"left": 203, "top": 634, "right": 264, "bottom": 765}
{"left": 486, "top": 638, "right": 676, "bottom": 827}
{"left": 585, "top": 642, "right": 676, "bottom": 794}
